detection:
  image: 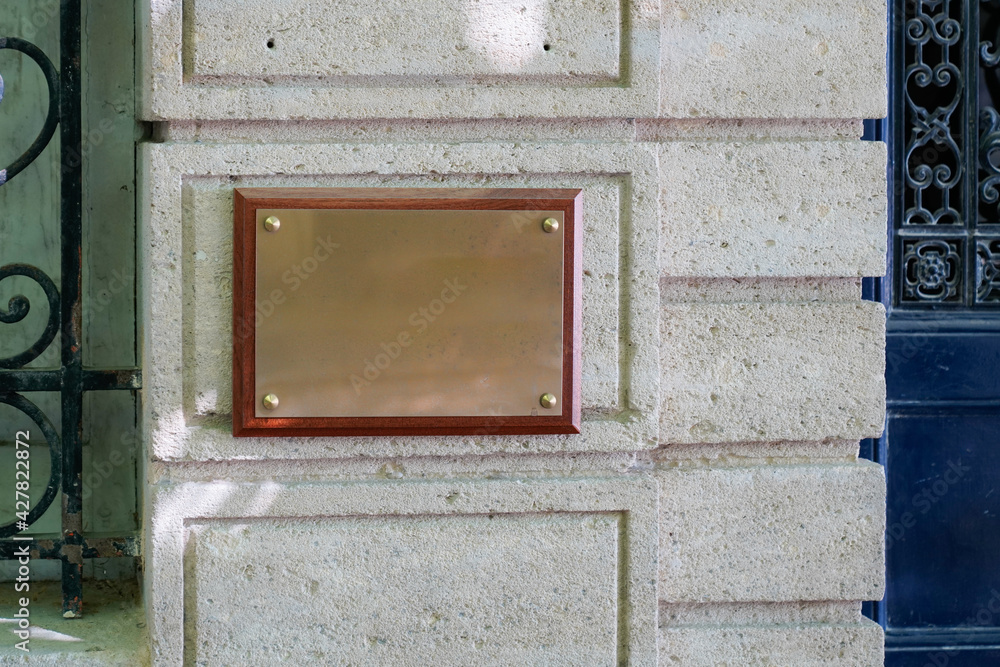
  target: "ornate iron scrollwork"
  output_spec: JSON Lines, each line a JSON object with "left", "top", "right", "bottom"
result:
{"left": 1, "top": 3, "right": 142, "bottom": 616}
{"left": 979, "top": 0, "right": 1000, "bottom": 228}
{"left": 0, "top": 36, "right": 64, "bottom": 541}
{"left": 894, "top": 0, "right": 1000, "bottom": 306}
{"left": 978, "top": 106, "right": 1000, "bottom": 213}
{"left": 0, "top": 264, "right": 60, "bottom": 369}
{"left": 903, "top": 238, "right": 964, "bottom": 301}
{"left": 0, "top": 37, "right": 60, "bottom": 186}
{"left": 903, "top": 0, "right": 964, "bottom": 228}
{"left": 0, "top": 392, "right": 62, "bottom": 535}
{"left": 0, "top": 40, "right": 61, "bottom": 367}
{"left": 976, "top": 238, "right": 1000, "bottom": 300}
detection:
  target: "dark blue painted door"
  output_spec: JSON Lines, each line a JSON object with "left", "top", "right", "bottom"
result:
{"left": 869, "top": 1, "right": 1000, "bottom": 664}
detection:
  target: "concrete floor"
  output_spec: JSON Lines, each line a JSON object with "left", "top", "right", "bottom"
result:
{"left": 0, "top": 578, "right": 147, "bottom": 665}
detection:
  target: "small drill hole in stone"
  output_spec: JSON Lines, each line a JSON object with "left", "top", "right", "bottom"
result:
{"left": 267, "top": 38, "right": 276, "bottom": 49}
{"left": 543, "top": 43, "right": 551, "bottom": 51}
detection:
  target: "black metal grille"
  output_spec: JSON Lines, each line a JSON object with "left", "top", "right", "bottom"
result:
{"left": 894, "top": 0, "right": 1000, "bottom": 306}
{"left": 0, "top": 1, "right": 140, "bottom": 617}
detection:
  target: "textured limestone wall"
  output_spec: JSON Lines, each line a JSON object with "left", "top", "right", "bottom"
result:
{"left": 139, "top": 2, "right": 888, "bottom": 665}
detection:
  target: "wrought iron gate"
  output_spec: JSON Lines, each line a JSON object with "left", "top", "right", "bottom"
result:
{"left": 0, "top": 0, "right": 139, "bottom": 617}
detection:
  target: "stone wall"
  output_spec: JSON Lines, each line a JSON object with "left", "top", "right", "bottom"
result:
{"left": 139, "top": 1, "right": 888, "bottom": 664}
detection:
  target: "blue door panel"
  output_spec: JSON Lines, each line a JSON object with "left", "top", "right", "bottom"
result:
{"left": 887, "top": 648, "right": 1000, "bottom": 667}
{"left": 886, "top": 414, "right": 1000, "bottom": 629}
{"left": 887, "top": 332, "right": 1000, "bottom": 402}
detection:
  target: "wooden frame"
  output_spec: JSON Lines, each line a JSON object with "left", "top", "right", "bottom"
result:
{"left": 233, "top": 188, "right": 582, "bottom": 437}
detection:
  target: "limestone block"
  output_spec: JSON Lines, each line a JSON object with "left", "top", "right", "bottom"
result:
{"left": 147, "top": 476, "right": 659, "bottom": 666}
{"left": 141, "top": 141, "right": 661, "bottom": 459}
{"left": 659, "top": 621, "right": 884, "bottom": 666}
{"left": 192, "top": 516, "right": 620, "bottom": 664}
{"left": 659, "top": 141, "right": 887, "bottom": 278}
{"left": 189, "top": 0, "right": 620, "bottom": 79}
{"left": 659, "top": 301, "right": 886, "bottom": 444}
{"left": 657, "top": 463, "right": 886, "bottom": 602}
{"left": 660, "top": 0, "right": 888, "bottom": 118}
{"left": 138, "top": 0, "right": 660, "bottom": 119}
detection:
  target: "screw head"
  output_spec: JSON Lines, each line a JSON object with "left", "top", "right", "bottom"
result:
{"left": 262, "top": 393, "right": 280, "bottom": 410}
{"left": 542, "top": 217, "right": 560, "bottom": 233}
{"left": 539, "top": 393, "right": 558, "bottom": 409}
{"left": 263, "top": 216, "right": 281, "bottom": 232}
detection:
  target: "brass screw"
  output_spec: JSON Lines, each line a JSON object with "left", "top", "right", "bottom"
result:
{"left": 539, "top": 393, "right": 558, "bottom": 409}
{"left": 263, "top": 216, "right": 281, "bottom": 232}
{"left": 262, "top": 393, "right": 280, "bottom": 410}
{"left": 542, "top": 217, "right": 560, "bottom": 233}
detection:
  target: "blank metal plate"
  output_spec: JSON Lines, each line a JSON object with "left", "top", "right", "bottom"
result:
{"left": 254, "top": 208, "right": 563, "bottom": 418}
{"left": 232, "top": 187, "right": 582, "bottom": 437}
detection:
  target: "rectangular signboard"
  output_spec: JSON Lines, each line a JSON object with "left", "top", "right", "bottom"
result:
{"left": 233, "top": 188, "right": 582, "bottom": 437}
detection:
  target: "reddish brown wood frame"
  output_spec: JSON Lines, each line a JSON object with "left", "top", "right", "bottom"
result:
{"left": 233, "top": 188, "right": 583, "bottom": 437}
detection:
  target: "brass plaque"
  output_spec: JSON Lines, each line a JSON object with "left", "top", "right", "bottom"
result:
{"left": 233, "top": 188, "right": 582, "bottom": 437}
{"left": 256, "top": 208, "right": 564, "bottom": 418}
